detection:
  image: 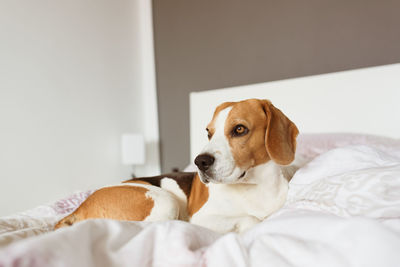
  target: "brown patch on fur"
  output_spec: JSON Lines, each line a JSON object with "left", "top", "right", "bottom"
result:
{"left": 224, "top": 99, "right": 270, "bottom": 169}
{"left": 261, "top": 100, "right": 299, "bottom": 165}
{"left": 224, "top": 99, "right": 298, "bottom": 168}
{"left": 187, "top": 173, "right": 209, "bottom": 217}
{"left": 124, "top": 172, "right": 196, "bottom": 199}
{"left": 54, "top": 186, "right": 153, "bottom": 229}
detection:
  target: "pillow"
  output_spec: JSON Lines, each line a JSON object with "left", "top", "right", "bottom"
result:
{"left": 286, "top": 145, "right": 400, "bottom": 223}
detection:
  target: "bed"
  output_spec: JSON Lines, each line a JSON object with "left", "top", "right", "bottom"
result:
{"left": 1, "top": 64, "right": 400, "bottom": 266}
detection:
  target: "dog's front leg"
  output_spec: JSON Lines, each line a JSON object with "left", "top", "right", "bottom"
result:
{"left": 191, "top": 215, "right": 261, "bottom": 234}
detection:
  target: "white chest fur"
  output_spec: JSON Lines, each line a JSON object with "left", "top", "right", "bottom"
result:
{"left": 190, "top": 161, "right": 290, "bottom": 233}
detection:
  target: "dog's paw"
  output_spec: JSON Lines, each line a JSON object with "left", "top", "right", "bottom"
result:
{"left": 234, "top": 216, "right": 261, "bottom": 233}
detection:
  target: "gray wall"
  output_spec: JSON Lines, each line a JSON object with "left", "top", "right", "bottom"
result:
{"left": 153, "top": 0, "right": 400, "bottom": 172}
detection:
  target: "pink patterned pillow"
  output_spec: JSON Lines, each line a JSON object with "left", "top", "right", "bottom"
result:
{"left": 296, "top": 133, "right": 400, "bottom": 159}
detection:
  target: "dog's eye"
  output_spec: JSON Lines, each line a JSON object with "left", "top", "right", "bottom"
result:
{"left": 232, "top": 124, "right": 248, "bottom": 137}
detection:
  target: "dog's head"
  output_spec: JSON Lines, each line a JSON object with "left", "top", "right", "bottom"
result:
{"left": 194, "top": 99, "right": 299, "bottom": 184}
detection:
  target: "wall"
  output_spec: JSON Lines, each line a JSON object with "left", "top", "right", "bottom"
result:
{"left": 0, "top": 0, "right": 160, "bottom": 216}
{"left": 152, "top": 0, "right": 400, "bottom": 172}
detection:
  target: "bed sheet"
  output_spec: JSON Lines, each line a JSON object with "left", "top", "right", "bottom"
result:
{"left": 1, "top": 134, "right": 400, "bottom": 267}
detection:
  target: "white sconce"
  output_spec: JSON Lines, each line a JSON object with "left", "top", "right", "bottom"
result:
{"left": 121, "top": 134, "right": 145, "bottom": 165}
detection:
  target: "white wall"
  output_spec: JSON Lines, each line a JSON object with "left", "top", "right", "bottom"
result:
{"left": 0, "top": 0, "right": 160, "bottom": 216}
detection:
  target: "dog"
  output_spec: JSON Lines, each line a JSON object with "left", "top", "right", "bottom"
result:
{"left": 55, "top": 99, "right": 300, "bottom": 233}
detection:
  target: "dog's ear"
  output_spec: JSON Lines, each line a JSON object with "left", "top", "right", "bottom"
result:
{"left": 261, "top": 100, "right": 299, "bottom": 165}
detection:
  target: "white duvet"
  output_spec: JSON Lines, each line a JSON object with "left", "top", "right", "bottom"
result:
{"left": 1, "top": 143, "right": 400, "bottom": 267}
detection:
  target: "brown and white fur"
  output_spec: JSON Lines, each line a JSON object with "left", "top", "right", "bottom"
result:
{"left": 55, "top": 99, "right": 301, "bottom": 233}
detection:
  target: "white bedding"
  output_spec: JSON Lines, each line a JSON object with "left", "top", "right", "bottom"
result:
{"left": 1, "top": 135, "right": 400, "bottom": 267}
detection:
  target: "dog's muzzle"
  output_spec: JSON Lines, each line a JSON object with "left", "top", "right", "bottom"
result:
{"left": 194, "top": 153, "right": 215, "bottom": 172}
{"left": 194, "top": 153, "right": 215, "bottom": 183}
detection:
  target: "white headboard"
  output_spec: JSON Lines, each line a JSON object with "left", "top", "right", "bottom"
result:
{"left": 190, "top": 64, "right": 400, "bottom": 160}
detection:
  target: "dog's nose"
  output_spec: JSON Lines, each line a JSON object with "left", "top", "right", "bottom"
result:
{"left": 194, "top": 153, "right": 215, "bottom": 172}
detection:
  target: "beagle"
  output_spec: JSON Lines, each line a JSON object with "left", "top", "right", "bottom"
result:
{"left": 55, "top": 99, "right": 301, "bottom": 233}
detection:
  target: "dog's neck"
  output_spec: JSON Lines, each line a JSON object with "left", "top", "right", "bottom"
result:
{"left": 204, "top": 160, "right": 287, "bottom": 188}
{"left": 186, "top": 160, "right": 297, "bottom": 219}
{"left": 205, "top": 161, "right": 289, "bottom": 202}
{"left": 239, "top": 161, "right": 282, "bottom": 185}
{"left": 191, "top": 160, "right": 290, "bottom": 221}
